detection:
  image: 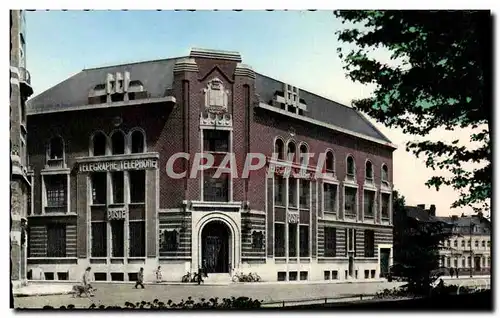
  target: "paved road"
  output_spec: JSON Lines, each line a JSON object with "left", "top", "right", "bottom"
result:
{"left": 14, "top": 277, "right": 489, "bottom": 309}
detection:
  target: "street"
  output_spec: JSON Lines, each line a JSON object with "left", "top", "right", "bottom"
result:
{"left": 14, "top": 277, "right": 489, "bottom": 309}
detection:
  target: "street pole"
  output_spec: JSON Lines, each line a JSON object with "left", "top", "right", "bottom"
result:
{"left": 470, "top": 218, "right": 473, "bottom": 278}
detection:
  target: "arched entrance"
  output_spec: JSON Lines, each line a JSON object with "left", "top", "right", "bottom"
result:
{"left": 201, "top": 221, "right": 230, "bottom": 273}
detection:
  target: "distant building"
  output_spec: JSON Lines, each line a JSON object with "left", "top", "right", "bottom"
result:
{"left": 436, "top": 213, "right": 491, "bottom": 276}
{"left": 10, "top": 9, "right": 33, "bottom": 288}
{"left": 25, "top": 48, "right": 396, "bottom": 283}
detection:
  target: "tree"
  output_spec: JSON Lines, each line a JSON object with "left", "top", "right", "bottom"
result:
{"left": 334, "top": 11, "right": 491, "bottom": 213}
{"left": 391, "top": 190, "right": 453, "bottom": 295}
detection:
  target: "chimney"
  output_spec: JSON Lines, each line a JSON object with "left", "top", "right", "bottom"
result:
{"left": 429, "top": 204, "right": 436, "bottom": 217}
{"left": 477, "top": 211, "right": 483, "bottom": 218}
{"left": 417, "top": 204, "right": 425, "bottom": 210}
{"left": 451, "top": 215, "right": 458, "bottom": 222}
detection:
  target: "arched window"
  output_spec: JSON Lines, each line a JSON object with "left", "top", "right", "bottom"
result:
{"left": 92, "top": 132, "right": 107, "bottom": 156}
{"left": 48, "top": 136, "right": 64, "bottom": 160}
{"left": 111, "top": 130, "right": 125, "bottom": 155}
{"left": 275, "top": 138, "right": 284, "bottom": 160}
{"left": 299, "top": 144, "right": 308, "bottom": 165}
{"left": 287, "top": 141, "right": 296, "bottom": 162}
{"left": 131, "top": 130, "right": 145, "bottom": 153}
{"left": 382, "top": 164, "right": 389, "bottom": 183}
{"left": 365, "top": 160, "right": 373, "bottom": 180}
{"left": 325, "top": 151, "right": 334, "bottom": 173}
{"left": 346, "top": 156, "right": 355, "bottom": 176}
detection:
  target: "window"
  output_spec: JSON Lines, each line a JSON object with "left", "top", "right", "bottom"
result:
{"left": 58, "top": 272, "right": 69, "bottom": 280}
{"left": 323, "top": 183, "right": 337, "bottom": 212}
{"left": 251, "top": 231, "right": 264, "bottom": 249}
{"left": 467, "top": 256, "right": 471, "bottom": 267}
{"left": 300, "top": 271, "right": 308, "bottom": 280}
{"left": 289, "top": 271, "right": 297, "bottom": 281}
{"left": 462, "top": 240, "right": 465, "bottom": 247}
{"left": 161, "top": 230, "right": 179, "bottom": 251}
{"left": 46, "top": 224, "right": 66, "bottom": 257}
{"left": 129, "top": 221, "right": 145, "bottom": 257}
{"left": 363, "top": 190, "right": 375, "bottom": 217}
{"left": 91, "top": 172, "right": 107, "bottom": 205}
{"left": 382, "top": 165, "right": 389, "bottom": 183}
{"left": 462, "top": 258, "right": 466, "bottom": 268}
{"left": 299, "top": 180, "right": 310, "bottom": 208}
{"left": 111, "top": 171, "right": 124, "bottom": 204}
{"left": 346, "top": 156, "right": 355, "bottom": 177}
{"left": 287, "top": 141, "right": 296, "bottom": 162}
{"left": 111, "top": 273, "right": 124, "bottom": 281}
{"left": 111, "top": 131, "right": 125, "bottom": 155}
{"left": 454, "top": 240, "right": 458, "bottom": 247}
{"left": 365, "top": 161, "right": 373, "bottom": 180}
{"left": 131, "top": 130, "right": 145, "bottom": 153}
{"left": 203, "top": 130, "right": 229, "bottom": 152}
{"left": 129, "top": 170, "right": 145, "bottom": 203}
{"left": 111, "top": 93, "right": 124, "bottom": 102}
{"left": 94, "top": 273, "right": 107, "bottom": 281}
{"left": 324, "top": 227, "right": 336, "bottom": 257}
{"left": 277, "top": 272, "right": 286, "bottom": 281}
{"left": 274, "top": 176, "right": 285, "bottom": 206}
{"left": 299, "top": 225, "right": 309, "bottom": 257}
{"left": 203, "top": 170, "right": 229, "bottom": 202}
{"left": 91, "top": 222, "right": 107, "bottom": 257}
{"left": 325, "top": 151, "right": 334, "bottom": 173}
{"left": 487, "top": 241, "right": 490, "bottom": 247}
{"left": 468, "top": 240, "right": 471, "bottom": 247}
{"left": 475, "top": 240, "right": 479, "bottom": 247}
{"left": 365, "top": 270, "right": 370, "bottom": 279}
{"left": 482, "top": 240, "right": 485, "bottom": 247}
{"left": 275, "top": 139, "right": 284, "bottom": 160}
{"left": 364, "top": 230, "right": 375, "bottom": 257}
{"left": 299, "top": 144, "right": 308, "bottom": 166}
{"left": 48, "top": 136, "right": 64, "bottom": 160}
{"left": 92, "top": 132, "right": 107, "bottom": 156}
{"left": 444, "top": 257, "right": 448, "bottom": 267}
{"left": 45, "top": 175, "right": 67, "bottom": 209}
{"left": 371, "top": 270, "right": 376, "bottom": 279}
{"left": 111, "top": 220, "right": 124, "bottom": 257}
{"left": 347, "top": 228, "right": 356, "bottom": 253}
{"left": 381, "top": 193, "right": 390, "bottom": 219}
{"left": 288, "top": 177, "right": 297, "bottom": 207}
{"left": 344, "top": 187, "right": 357, "bottom": 216}
{"left": 274, "top": 223, "right": 285, "bottom": 257}
{"left": 45, "top": 272, "right": 54, "bottom": 280}
{"left": 324, "top": 271, "right": 330, "bottom": 280}
{"left": 288, "top": 223, "right": 297, "bottom": 257}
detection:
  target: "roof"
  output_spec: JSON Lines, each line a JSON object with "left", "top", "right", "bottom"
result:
{"left": 255, "top": 73, "right": 392, "bottom": 144}
{"left": 435, "top": 215, "right": 491, "bottom": 235}
{"left": 405, "top": 206, "right": 437, "bottom": 223}
{"left": 27, "top": 50, "right": 393, "bottom": 146}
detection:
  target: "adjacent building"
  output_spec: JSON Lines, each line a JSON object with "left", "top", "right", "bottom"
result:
{"left": 25, "top": 48, "right": 396, "bottom": 283}
{"left": 10, "top": 9, "right": 34, "bottom": 287}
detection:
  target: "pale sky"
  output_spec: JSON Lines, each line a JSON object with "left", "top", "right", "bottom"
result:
{"left": 24, "top": 10, "right": 484, "bottom": 216}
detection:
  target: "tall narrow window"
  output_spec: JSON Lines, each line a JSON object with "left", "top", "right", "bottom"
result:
{"left": 382, "top": 164, "right": 389, "bottom": 183}
{"left": 92, "top": 132, "right": 107, "bottom": 156}
{"left": 364, "top": 190, "right": 375, "bottom": 217}
{"left": 323, "top": 183, "right": 337, "bottom": 212}
{"left": 299, "top": 144, "right": 308, "bottom": 166}
{"left": 129, "top": 170, "right": 145, "bottom": 203}
{"left": 288, "top": 177, "right": 297, "bottom": 208}
{"left": 91, "top": 172, "right": 107, "bottom": 205}
{"left": 111, "top": 220, "right": 124, "bottom": 257}
{"left": 324, "top": 227, "right": 337, "bottom": 257}
{"left": 299, "top": 225, "right": 309, "bottom": 257}
{"left": 274, "top": 176, "right": 285, "bottom": 206}
{"left": 274, "top": 223, "right": 285, "bottom": 257}
{"left": 129, "top": 221, "right": 145, "bottom": 257}
{"left": 91, "top": 222, "right": 107, "bottom": 257}
{"left": 275, "top": 139, "right": 284, "bottom": 160}
{"left": 326, "top": 151, "right": 334, "bottom": 173}
{"left": 381, "top": 193, "right": 390, "bottom": 219}
{"left": 48, "top": 136, "right": 64, "bottom": 160}
{"left": 287, "top": 141, "right": 296, "bottom": 162}
{"left": 346, "top": 156, "right": 355, "bottom": 177}
{"left": 364, "top": 230, "right": 375, "bottom": 257}
{"left": 344, "top": 187, "right": 357, "bottom": 217}
{"left": 131, "top": 130, "right": 145, "bottom": 153}
{"left": 299, "top": 180, "right": 310, "bottom": 208}
{"left": 288, "top": 223, "right": 297, "bottom": 257}
{"left": 365, "top": 161, "right": 373, "bottom": 181}
{"left": 203, "top": 130, "right": 229, "bottom": 152}
{"left": 111, "top": 171, "right": 124, "bottom": 204}
{"left": 47, "top": 223, "right": 66, "bottom": 257}
{"left": 203, "top": 170, "right": 229, "bottom": 202}
{"left": 45, "top": 175, "right": 67, "bottom": 213}
{"left": 111, "top": 131, "right": 125, "bottom": 155}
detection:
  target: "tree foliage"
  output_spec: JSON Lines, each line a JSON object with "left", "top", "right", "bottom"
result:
{"left": 334, "top": 11, "right": 491, "bottom": 213}
{"left": 391, "top": 190, "right": 453, "bottom": 295}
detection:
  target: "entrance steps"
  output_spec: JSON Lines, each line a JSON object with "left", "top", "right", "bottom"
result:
{"left": 203, "top": 273, "right": 232, "bottom": 284}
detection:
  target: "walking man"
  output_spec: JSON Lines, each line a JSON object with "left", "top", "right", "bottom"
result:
{"left": 82, "top": 267, "right": 93, "bottom": 297}
{"left": 449, "top": 267, "right": 454, "bottom": 278}
{"left": 135, "top": 267, "right": 145, "bottom": 289}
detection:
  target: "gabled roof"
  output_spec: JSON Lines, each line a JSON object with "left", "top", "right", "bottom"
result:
{"left": 255, "top": 73, "right": 392, "bottom": 144}
{"left": 435, "top": 215, "right": 491, "bottom": 235}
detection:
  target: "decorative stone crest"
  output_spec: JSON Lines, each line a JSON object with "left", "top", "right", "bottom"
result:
{"left": 200, "top": 112, "right": 233, "bottom": 127}
{"left": 203, "top": 77, "right": 229, "bottom": 114}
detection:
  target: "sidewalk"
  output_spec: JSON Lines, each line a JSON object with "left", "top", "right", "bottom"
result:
{"left": 13, "top": 283, "right": 74, "bottom": 297}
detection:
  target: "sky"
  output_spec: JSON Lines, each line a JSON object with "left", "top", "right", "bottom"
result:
{"left": 24, "top": 10, "right": 481, "bottom": 216}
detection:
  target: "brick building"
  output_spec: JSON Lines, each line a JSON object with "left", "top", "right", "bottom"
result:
{"left": 10, "top": 9, "right": 33, "bottom": 288}
{"left": 26, "top": 48, "right": 396, "bottom": 283}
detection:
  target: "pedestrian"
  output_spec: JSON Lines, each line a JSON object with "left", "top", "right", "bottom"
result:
{"left": 456, "top": 268, "right": 459, "bottom": 278}
{"left": 449, "top": 267, "right": 454, "bottom": 278}
{"left": 135, "top": 267, "right": 145, "bottom": 289}
{"left": 155, "top": 266, "right": 162, "bottom": 283}
{"left": 82, "top": 267, "right": 93, "bottom": 297}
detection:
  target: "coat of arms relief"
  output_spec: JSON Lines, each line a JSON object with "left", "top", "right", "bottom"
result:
{"left": 203, "top": 77, "right": 230, "bottom": 114}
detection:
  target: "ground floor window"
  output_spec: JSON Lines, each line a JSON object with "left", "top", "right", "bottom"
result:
{"left": 111, "top": 220, "right": 124, "bottom": 257}
{"left": 274, "top": 223, "right": 285, "bottom": 257}
{"left": 288, "top": 223, "right": 297, "bottom": 257}
{"left": 324, "top": 227, "right": 337, "bottom": 257}
{"left": 129, "top": 221, "right": 145, "bottom": 257}
{"left": 47, "top": 223, "right": 66, "bottom": 257}
{"left": 299, "top": 225, "right": 309, "bottom": 257}
{"left": 91, "top": 222, "right": 107, "bottom": 257}
{"left": 364, "top": 230, "right": 375, "bottom": 257}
